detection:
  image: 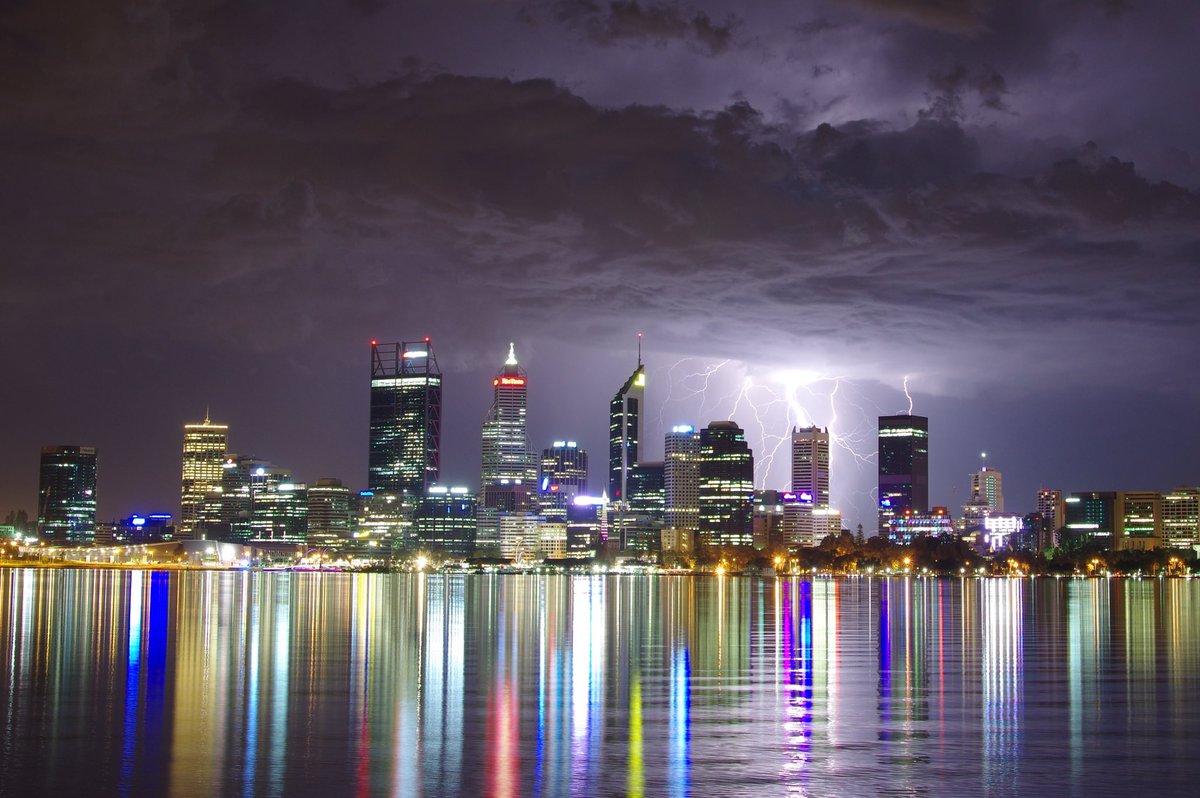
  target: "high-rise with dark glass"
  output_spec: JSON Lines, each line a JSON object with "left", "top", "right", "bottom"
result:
{"left": 37, "top": 445, "right": 98, "bottom": 545}
{"left": 877, "top": 414, "right": 929, "bottom": 534}
{"left": 698, "top": 421, "right": 755, "bottom": 547}
{"left": 608, "top": 355, "right": 645, "bottom": 502}
{"left": 539, "top": 441, "right": 588, "bottom": 522}
{"left": 369, "top": 338, "right": 441, "bottom": 496}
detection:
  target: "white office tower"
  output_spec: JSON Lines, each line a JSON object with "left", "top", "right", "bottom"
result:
{"left": 786, "top": 425, "right": 830, "bottom": 547}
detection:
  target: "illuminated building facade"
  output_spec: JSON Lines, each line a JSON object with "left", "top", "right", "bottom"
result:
{"left": 877, "top": 414, "right": 929, "bottom": 534}
{"left": 1036, "top": 489, "right": 1065, "bottom": 535}
{"left": 178, "top": 415, "right": 228, "bottom": 540}
{"left": 887, "top": 506, "right": 953, "bottom": 544}
{"left": 697, "top": 421, "right": 755, "bottom": 547}
{"left": 197, "top": 455, "right": 266, "bottom": 542}
{"left": 37, "top": 445, "right": 97, "bottom": 545}
{"left": 664, "top": 425, "right": 701, "bottom": 533}
{"left": 787, "top": 425, "right": 830, "bottom": 547}
{"left": 1064, "top": 491, "right": 1115, "bottom": 544}
{"left": 415, "top": 487, "right": 477, "bottom": 558}
{"left": 753, "top": 489, "right": 787, "bottom": 550}
{"left": 970, "top": 466, "right": 1004, "bottom": 512}
{"left": 1161, "top": 487, "right": 1200, "bottom": 549}
{"left": 306, "top": 478, "right": 352, "bottom": 547}
{"left": 481, "top": 343, "right": 535, "bottom": 493}
{"left": 354, "top": 490, "right": 412, "bottom": 552}
{"left": 566, "top": 496, "right": 607, "bottom": 558}
{"left": 248, "top": 470, "right": 307, "bottom": 544}
{"left": 498, "top": 513, "right": 541, "bottom": 562}
{"left": 608, "top": 356, "right": 645, "bottom": 503}
{"left": 538, "top": 441, "right": 588, "bottom": 522}
{"left": 629, "top": 461, "right": 665, "bottom": 520}
{"left": 95, "top": 513, "right": 173, "bottom": 546}
{"left": 1115, "top": 490, "right": 1162, "bottom": 550}
{"left": 369, "top": 339, "right": 441, "bottom": 496}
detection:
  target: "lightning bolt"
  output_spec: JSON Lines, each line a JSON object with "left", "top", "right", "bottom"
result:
{"left": 657, "top": 360, "right": 882, "bottom": 521}
{"left": 902, "top": 375, "right": 914, "bottom": 415}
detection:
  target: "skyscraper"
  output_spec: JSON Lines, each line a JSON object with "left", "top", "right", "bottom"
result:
{"left": 539, "top": 441, "right": 588, "bottom": 522}
{"left": 179, "top": 414, "right": 228, "bottom": 540}
{"left": 698, "top": 421, "right": 755, "bottom": 548}
{"left": 877, "top": 414, "right": 929, "bottom": 534}
{"left": 37, "top": 445, "right": 98, "bottom": 545}
{"left": 664, "top": 425, "right": 701, "bottom": 533}
{"left": 481, "top": 343, "right": 535, "bottom": 491}
{"left": 609, "top": 353, "right": 646, "bottom": 503}
{"left": 786, "top": 425, "right": 830, "bottom": 547}
{"left": 1036, "top": 489, "right": 1065, "bottom": 533}
{"left": 369, "top": 338, "right": 442, "bottom": 496}
{"left": 969, "top": 466, "right": 1004, "bottom": 512}
{"left": 629, "top": 461, "right": 665, "bottom": 520}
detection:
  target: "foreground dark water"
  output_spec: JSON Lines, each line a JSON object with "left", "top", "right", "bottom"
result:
{"left": 2, "top": 570, "right": 1199, "bottom": 797}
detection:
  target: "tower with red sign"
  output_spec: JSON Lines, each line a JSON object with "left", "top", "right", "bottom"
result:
{"left": 480, "top": 343, "right": 536, "bottom": 508}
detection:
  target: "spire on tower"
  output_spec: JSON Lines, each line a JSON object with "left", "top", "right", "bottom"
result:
{"left": 637, "top": 332, "right": 643, "bottom": 367}
{"left": 506, "top": 341, "right": 518, "bottom": 366}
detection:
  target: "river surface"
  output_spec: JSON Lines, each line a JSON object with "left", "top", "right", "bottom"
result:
{"left": 1, "top": 569, "right": 1198, "bottom": 797}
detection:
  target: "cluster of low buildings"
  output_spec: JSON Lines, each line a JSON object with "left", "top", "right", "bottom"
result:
{"left": 11, "top": 338, "right": 1200, "bottom": 565}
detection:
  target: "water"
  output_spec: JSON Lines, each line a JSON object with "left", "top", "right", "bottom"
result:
{"left": 1, "top": 570, "right": 1199, "bottom": 797}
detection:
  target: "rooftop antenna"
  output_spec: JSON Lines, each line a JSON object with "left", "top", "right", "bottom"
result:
{"left": 637, "top": 332, "right": 643, "bottom": 367}
{"left": 204, "top": 406, "right": 211, "bottom": 425}
{"left": 980, "top": 451, "right": 987, "bottom": 470}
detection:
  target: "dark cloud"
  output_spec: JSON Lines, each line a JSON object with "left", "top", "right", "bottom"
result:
{"left": 2, "top": 0, "right": 1199, "bottom": 529}
{"left": 548, "top": 1, "right": 740, "bottom": 55}
{"left": 843, "top": 0, "right": 993, "bottom": 34}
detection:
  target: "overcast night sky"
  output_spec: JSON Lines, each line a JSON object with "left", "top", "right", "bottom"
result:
{"left": 3, "top": 0, "right": 1200, "bottom": 531}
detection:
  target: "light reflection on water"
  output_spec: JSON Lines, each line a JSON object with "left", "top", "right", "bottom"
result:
{"left": 1, "top": 571, "right": 1199, "bottom": 797}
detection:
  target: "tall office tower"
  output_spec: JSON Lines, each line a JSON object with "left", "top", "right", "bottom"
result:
{"left": 37, "top": 445, "right": 98, "bottom": 545}
{"left": 1162, "top": 487, "right": 1200, "bottom": 549}
{"left": 481, "top": 343, "right": 535, "bottom": 491}
{"left": 306, "top": 478, "right": 352, "bottom": 547}
{"left": 416, "top": 487, "right": 477, "bottom": 558}
{"left": 877, "top": 414, "right": 929, "bottom": 534}
{"left": 369, "top": 338, "right": 442, "bottom": 496}
{"left": 786, "top": 425, "right": 831, "bottom": 547}
{"left": 969, "top": 466, "right": 1004, "bottom": 512}
{"left": 1036, "top": 489, "right": 1065, "bottom": 534}
{"left": 697, "top": 421, "right": 755, "bottom": 547}
{"left": 664, "top": 425, "right": 701, "bottom": 532}
{"left": 629, "top": 461, "right": 665, "bottom": 520}
{"left": 539, "top": 441, "right": 589, "bottom": 522}
{"left": 179, "top": 414, "right": 228, "bottom": 540}
{"left": 609, "top": 353, "right": 646, "bottom": 502}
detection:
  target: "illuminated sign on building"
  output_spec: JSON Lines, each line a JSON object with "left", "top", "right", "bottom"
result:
{"left": 493, "top": 376, "right": 527, "bottom": 386}
{"left": 983, "top": 514, "right": 1023, "bottom": 551}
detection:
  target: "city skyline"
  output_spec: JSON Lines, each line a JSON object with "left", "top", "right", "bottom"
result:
{"left": 11, "top": 333, "right": 1200, "bottom": 535}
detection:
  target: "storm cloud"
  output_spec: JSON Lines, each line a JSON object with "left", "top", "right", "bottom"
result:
{"left": 2, "top": 0, "right": 1198, "bottom": 529}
